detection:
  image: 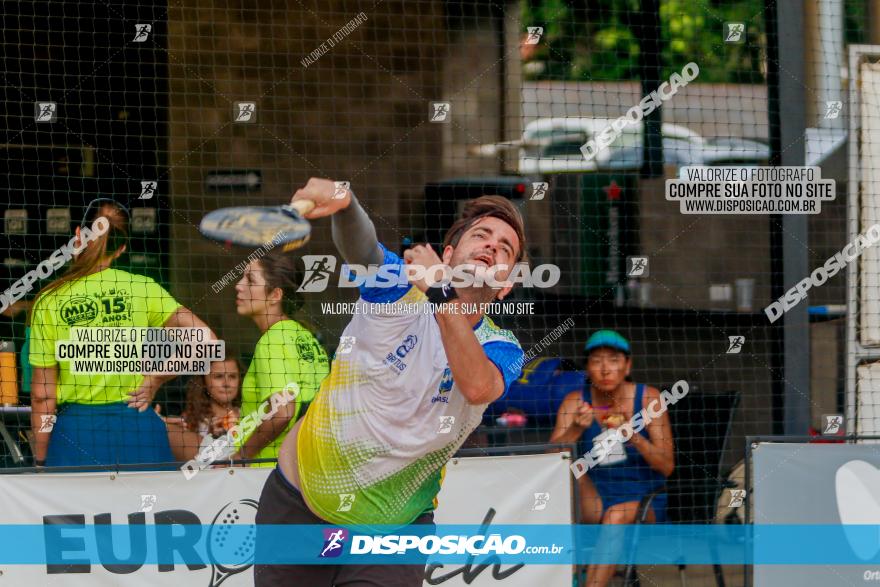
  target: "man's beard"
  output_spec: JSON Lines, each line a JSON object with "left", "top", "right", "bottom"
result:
{"left": 449, "top": 254, "right": 505, "bottom": 304}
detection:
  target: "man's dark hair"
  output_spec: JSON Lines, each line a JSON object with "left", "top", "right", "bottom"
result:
{"left": 442, "top": 195, "right": 527, "bottom": 263}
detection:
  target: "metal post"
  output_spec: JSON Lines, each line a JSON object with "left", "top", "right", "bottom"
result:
{"left": 638, "top": 0, "right": 664, "bottom": 179}
{"left": 869, "top": 0, "right": 880, "bottom": 43}
{"left": 766, "top": 0, "right": 811, "bottom": 435}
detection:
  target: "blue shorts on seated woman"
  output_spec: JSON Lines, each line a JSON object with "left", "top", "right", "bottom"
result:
{"left": 46, "top": 402, "right": 175, "bottom": 470}
{"left": 579, "top": 384, "right": 668, "bottom": 522}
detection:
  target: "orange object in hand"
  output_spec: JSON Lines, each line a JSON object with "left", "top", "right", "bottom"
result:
{"left": 0, "top": 341, "right": 18, "bottom": 405}
{"left": 221, "top": 409, "right": 239, "bottom": 432}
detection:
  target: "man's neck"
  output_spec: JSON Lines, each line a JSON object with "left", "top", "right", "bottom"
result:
{"left": 453, "top": 289, "right": 495, "bottom": 327}
{"left": 463, "top": 310, "right": 483, "bottom": 328}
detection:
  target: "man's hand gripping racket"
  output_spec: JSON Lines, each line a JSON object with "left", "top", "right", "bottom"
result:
{"left": 199, "top": 178, "right": 351, "bottom": 251}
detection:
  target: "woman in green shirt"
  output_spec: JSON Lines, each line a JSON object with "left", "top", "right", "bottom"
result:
{"left": 230, "top": 250, "right": 329, "bottom": 466}
{"left": 29, "top": 199, "right": 215, "bottom": 468}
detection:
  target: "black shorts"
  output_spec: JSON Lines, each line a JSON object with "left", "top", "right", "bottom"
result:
{"left": 254, "top": 467, "right": 435, "bottom": 587}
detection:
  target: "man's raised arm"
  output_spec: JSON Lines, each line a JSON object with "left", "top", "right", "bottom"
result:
{"left": 291, "top": 178, "right": 383, "bottom": 266}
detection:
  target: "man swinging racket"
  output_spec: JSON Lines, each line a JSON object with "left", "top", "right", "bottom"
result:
{"left": 254, "top": 178, "right": 527, "bottom": 587}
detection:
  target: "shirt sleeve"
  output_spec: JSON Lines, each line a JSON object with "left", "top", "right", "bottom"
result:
{"left": 251, "top": 327, "right": 329, "bottom": 418}
{"left": 28, "top": 295, "right": 58, "bottom": 368}
{"left": 144, "top": 279, "right": 183, "bottom": 327}
{"left": 482, "top": 341, "right": 525, "bottom": 400}
{"left": 353, "top": 243, "right": 412, "bottom": 304}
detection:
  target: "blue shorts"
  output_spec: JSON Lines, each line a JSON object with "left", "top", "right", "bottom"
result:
{"left": 46, "top": 402, "right": 175, "bottom": 470}
{"left": 593, "top": 478, "right": 668, "bottom": 523}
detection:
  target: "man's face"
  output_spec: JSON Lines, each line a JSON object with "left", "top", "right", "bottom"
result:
{"left": 443, "top": 216, "right": 521, "bottom": 300}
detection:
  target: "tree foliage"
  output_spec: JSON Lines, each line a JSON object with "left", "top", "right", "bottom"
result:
{"left": 520, "top": 0, "right": 770, "bottom": 83}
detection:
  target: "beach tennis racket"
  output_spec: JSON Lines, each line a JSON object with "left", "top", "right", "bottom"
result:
{"left": 199, "top": 199, "right": 316, "bottom": 252}
{"left": 207, "top": 498, "right": 259, "bottom": 587}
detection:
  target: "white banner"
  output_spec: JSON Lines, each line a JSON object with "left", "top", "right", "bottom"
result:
{"left": 753, "top": 443, "right": 880, "bottom": 585}
{"left": 426, "top": 452, "right": 572, "bottom": 587}
{"left": 0, "top": 467, "right": 272, "bottom": 586}
{"left": 857, "top": 362, "right": 880, "bottom": 439}
{"left": 0, "top": 452, "right": 572, "bottom": 586}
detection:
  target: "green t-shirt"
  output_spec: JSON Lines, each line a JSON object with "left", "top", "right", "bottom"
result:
{"left": 29, "top": 268, "right": 182, "bottom": 404}
{"left": 238, "top": 319, "right": 329, "bottom": 466}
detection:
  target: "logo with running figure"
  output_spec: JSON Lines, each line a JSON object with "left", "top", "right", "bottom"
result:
{"left": 430, "top": 102, "right": 451, "bottom": 123}
{"left": 319, "top": 528, "right": 348, "bottom": 558}
{"left": 727, "top": 335, "right": 745, "bottom": 354}
{"left": 139, "top": 494, "right": 157, "bottom": 513}
{"left": 437, "top": 416, "right": 455, "bottom": 434}
{"left": 234, "top": 102, "right": 256, "bottom": 123}
{"left": 132, "top": 24, "right": 151, "bottom": 42}
{"left": 524, "top": 27, "right": 543, "bottom": 45}
{"left": 337, "top": 336, "right": 356, "bottom": 355}
{"left": 139, "top": 180, "right": 157, "bottom": 200}
{"left": 333, "top": 181, "right": 350, "bottom": 200}
{"left": 530, "top": 182, "right": 549, "bottom": 200}
{"left": 35, "top": 102, "right": 57, "bottom": 123}
{"left": 337, "top": 493, "right": 355, "bottom": 512}
{"left": 724, "top": 22, "right": 745, "bottom": 43}
{"left": 728, "top": 489, "right": 746, "bottom": 508}
{"left": 38, "top": 414, "right": 57, "bottom": 433}
{"left": 298, "top": 255, "right": 338, "bottom": 293}
{"left": 823, "top": 414, "right": 845, "bottom": 435}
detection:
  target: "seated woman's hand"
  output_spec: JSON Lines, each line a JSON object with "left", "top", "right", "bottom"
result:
{"left": 572, "top": 401, "right": 594, "bottom": 430}
{"left": 153, "top": 403, "right": 184, "bottom": 426}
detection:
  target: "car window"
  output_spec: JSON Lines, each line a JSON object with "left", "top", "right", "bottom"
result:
{"left": 706, "top": 158, "right": 766, "bottom": 167}
{"left": 526, "top": 128, "right": 587, "bottom": 142}
{"left": 541, "top": 139, "right": 587, "bottom": 158}
{"left": 615, "top": 131, "right": 641, "bottom": 149}
{"left": 538, "top": 129, "right": 639, "bottom": 159}
{"left": 597, "top": 138, "right": 702, "bottom": 169}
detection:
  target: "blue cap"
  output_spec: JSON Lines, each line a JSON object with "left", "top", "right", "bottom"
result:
{"left": 585, "top": 330, "right": 631, "bottom": 355}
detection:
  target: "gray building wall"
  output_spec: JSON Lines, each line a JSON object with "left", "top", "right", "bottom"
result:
{"left": 166, "top": 1, "right": 456, "bottom": 355}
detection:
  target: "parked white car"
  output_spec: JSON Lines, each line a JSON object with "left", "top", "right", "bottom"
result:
{"left": 469, "top": 117, "right": 768, "bottom": 174}
{"left": 520, "top": 117, "right": 702, "bottom": 173}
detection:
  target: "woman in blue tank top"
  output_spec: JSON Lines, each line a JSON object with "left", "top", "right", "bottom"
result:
{"left": 550, "top": 330, "right": 674, "bottom": 587}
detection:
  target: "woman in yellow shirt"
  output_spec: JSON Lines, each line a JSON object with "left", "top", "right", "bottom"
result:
{"left": 230, "top": 250, "right": 329, "bottom": 466}
{"left": 29, "top": 199, "right": 215, "bottom": 468}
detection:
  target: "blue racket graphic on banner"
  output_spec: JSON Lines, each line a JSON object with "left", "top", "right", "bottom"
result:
{"left": 206, "top": 498, "right": 259, "bottom": 587}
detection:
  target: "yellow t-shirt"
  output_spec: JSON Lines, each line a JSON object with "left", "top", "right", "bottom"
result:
{"left": 238, "top": 319, "right": 329, "bottom": 467}
{"left": 29, "top": 268, "right": 182, "bottom": 404}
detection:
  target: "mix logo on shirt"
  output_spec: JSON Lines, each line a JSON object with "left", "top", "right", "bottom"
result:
{"left": 59, "top": 289, "right": 132, "bottom": 326}
{"left": 60, "top": 296, "right": 99, "bottom": 326}
{"left": 295, "top": 333, "right": 328, "bottom": 365}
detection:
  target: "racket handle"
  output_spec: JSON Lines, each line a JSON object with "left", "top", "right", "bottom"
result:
{"left": 290, "top": 199, "right": 316, "bottom": 216}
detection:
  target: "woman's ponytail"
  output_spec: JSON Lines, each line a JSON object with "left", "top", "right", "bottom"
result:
{"left": 36, "top": 199, "right": 130, "bottom": 299}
